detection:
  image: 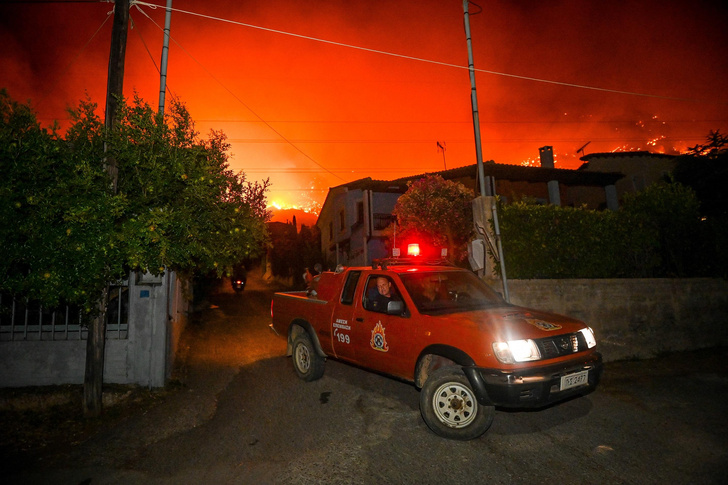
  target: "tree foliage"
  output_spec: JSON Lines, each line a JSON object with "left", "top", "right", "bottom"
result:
{"left": 673, "top": 129, "right": 728, "bottom": 218}
{"left": 685, "top": 129, "right": 728, "bottom": 158}
{"left": 392, "top": 175, "right": 474, "bottom": 261}
{"left": 672, "top": 129, "right": 728, "bottom": 273}
{"left": 496, "top": 181, "right": 718, "bottom": 279}
{"left": 266, "top": 221, "right": 322, "bottom": 288}
{"left": 0, "top": 89, "right": 270, "bottom": 315}
{"left": 0, "top": 90, "right": 121, "bottom": 308}
{"left": 268, "top": 222, "right": 299, "bottom": 279}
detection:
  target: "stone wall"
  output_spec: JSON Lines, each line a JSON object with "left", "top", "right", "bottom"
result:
{"left": 504, "top": 278, "right": 728, "bottom": 362}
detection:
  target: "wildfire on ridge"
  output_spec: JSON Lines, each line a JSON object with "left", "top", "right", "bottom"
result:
{"left": 268, "top": 200, "right": 320, "bottom": 215}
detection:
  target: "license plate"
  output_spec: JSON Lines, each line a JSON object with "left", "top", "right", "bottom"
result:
{"left": 560, "top": 370, "right": 589, "bottom": 390}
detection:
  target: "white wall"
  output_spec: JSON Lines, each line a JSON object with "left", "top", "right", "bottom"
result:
{"left": 0, "top": 271, "right": 189, "bottom": 388}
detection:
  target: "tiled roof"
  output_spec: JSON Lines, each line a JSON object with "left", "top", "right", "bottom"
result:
{"left": 579, "top": 151, "right": 678, "bottom": 162}
{"left": 330, "top": 177, "right": 411, "bottom": 193}
{"left": 350, "top": 162, "right": 624, "bottom": 188}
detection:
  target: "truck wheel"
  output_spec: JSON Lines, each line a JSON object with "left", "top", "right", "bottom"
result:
{"left": 420, "top": 366, "right": 494, "bottom": 440}
{"left": 292, "top": 332, "right": 325, "bottom": 381}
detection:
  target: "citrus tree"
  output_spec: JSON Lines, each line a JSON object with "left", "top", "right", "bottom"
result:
{"left": 392, "top": 175, "right": 474, "bottom": 262}
{"left": 0, "top": 90, "right": 270, "bottom": 415}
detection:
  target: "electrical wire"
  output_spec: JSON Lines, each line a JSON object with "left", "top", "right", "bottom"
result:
{"left": 127, "top": 2, "right": 721, "bottom": 184}
{"left": 2, "top": 1, "right": 106, "bottom": 3}
{"left": 133, "top": 3, "right": 347, "bottom": 183}
{"left": 132, "top": 0, "right": 711, "bottom": 104}
{"left": 129, "top": 12, "right": 181, "bottom": 107}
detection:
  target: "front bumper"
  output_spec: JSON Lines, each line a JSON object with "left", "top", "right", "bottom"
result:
{"left": 463, "top": 351, "right": 603, "bottom": 408}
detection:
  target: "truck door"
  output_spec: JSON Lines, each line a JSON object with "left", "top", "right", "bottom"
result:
{"left": 330, "top": 270, "right": 361, "bottom": 363}
{"left": 349, "top": 274, "right": 415, "bottom": 380}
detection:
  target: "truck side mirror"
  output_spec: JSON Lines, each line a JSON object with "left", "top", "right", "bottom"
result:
{"left": 386, "top": 300, "right": 404, "bottom": 315}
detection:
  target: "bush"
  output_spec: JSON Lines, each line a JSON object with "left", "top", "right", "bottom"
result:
{"left": 494, "top": 181, "right": 720, "bottom": 279}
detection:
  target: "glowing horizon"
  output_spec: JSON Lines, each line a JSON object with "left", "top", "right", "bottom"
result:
{"left": 1, "top": 0, "right": 725, "bottom": 209}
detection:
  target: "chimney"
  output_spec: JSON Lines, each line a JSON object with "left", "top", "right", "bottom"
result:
{"left": 539, "top": 146, "right": 555, "bottom": 168}
{"left": 539, "top": 146, "right": 561, "bottom": 206}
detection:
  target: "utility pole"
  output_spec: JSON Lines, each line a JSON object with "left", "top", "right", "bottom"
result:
{"left": 85, "top": 0, "right": 130, "bottom": 418}
{"left": 462, "top": 0, "right": 509, "bottom": 301}
{"left": 463, "top": 0, "right": 488, "bottom": 197}
{"left": 104, "top": 0, "right": 130, "bottom": 192}
{"left": 158, "top": 0, "right": 173, "bottom": 114}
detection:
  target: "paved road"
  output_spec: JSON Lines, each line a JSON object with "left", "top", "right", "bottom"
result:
{"left": 7, "top": 271, "right": 728, "bottom": 484}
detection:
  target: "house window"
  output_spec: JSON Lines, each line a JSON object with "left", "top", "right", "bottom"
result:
{"left": 341, "top": 270, "right": 361, "bottom": 305}
{"left": 373, "top": 213, "right": 396, "bottom": 231}
{"left": 339, "top": 210, "right": 345, "bottom": 232}
{"left": 632, "top": 175, "right": 646, "bottom": 191}
{"left": 356, "top": 202, "right": 364, "bottom": 224}
{"left": 328, "top": 222, "right": 333, "bottom": 241}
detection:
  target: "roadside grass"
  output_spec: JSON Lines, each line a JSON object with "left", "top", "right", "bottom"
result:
{"left": 0, "top": 382, "right": 182, "bottom": 468}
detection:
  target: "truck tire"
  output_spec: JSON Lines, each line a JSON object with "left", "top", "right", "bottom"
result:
{"left": 420, "top": 366, "right": 494, "bottom": 440}
{"left": 292, "top": 332, "right": 325, "bottom": 381}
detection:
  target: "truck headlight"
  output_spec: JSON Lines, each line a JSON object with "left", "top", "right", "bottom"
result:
{"left": 492, "top": 339, "right": 541, "bottom": 364}
{"left": 579, "top": 327, "right": 597, "bottom": 348}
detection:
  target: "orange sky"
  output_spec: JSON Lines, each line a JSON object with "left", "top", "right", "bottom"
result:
{"left": 2, "top": 0, "right": 726, "bottom": 213}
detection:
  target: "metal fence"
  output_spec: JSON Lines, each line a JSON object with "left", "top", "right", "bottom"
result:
{"left": 0, "top": 283, "right": 129, "bottom": 341}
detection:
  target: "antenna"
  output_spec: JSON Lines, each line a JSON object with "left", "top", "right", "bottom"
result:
{"left": 437, "top": 141, "right": 447, "bottom": 170}
{"left": 577, "top": 141, "right": 592, "bottom": 157}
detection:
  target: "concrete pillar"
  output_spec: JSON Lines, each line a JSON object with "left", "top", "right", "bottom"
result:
{"left": 547, "top": 180, "right": 561, "bottom": 206}
{"left": 605, "top": 184, "right": 619, "bottom": 211}
{"left": 130, "top": 271, "right": 168, "bottom": 388}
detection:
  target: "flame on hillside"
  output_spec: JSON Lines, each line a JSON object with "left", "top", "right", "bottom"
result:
{"left": 268, "top": 200, "right": 320, "bottom": 216}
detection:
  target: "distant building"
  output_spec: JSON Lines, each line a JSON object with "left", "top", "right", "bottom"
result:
{"left": 317, "top": 158, "right": 623, "bottom": 268}
{"left": 317, "top": 178, "right": 406, "bottom": 269}
{"left": 576, "top": 151, "right": 678, "bottom": 205}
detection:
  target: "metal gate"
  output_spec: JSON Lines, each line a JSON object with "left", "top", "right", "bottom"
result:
{"left": 0, "top": 282, "right": 129, "bottom": 341}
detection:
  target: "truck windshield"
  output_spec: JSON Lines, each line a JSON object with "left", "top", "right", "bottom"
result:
{"left": 400, "top": 270, "right": 506, "bottom": 315}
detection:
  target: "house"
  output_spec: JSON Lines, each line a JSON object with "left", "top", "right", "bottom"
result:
{"left": 576, "top": 151, "right": 678, "bottom": 204}
{"left": 317, "top": 153, "right": 624, "bottom": 268}
{"left": 317, "top": 178, "right": 407, "bottom": 269}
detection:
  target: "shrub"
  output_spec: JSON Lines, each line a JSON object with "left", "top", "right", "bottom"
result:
{"left": 494, "top": 181, "right": 717, "bottom": 279}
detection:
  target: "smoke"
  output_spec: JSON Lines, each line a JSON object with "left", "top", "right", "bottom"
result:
{"left": 1, "top": 0, "right": 725, "bottom": 206}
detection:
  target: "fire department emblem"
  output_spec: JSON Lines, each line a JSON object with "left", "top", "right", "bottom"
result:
{"left": 525, "top": 318, "right": 562, "bottom": 331}
{"left": 370, "top": 321, "right": 389, "bottom": 352}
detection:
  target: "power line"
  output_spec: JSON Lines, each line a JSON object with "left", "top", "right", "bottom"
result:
{"left": 129, "top": 11, "right": 181, "bottom": 106}
{"left": 133, "top": 4, "right": 347, "bottom": 183}
{"left": 133, "top": 0, "right": 718, "bottom": 104}
{"left": 194, "top": 119, "right": 728, "bottom": 125}
{"left": 2, "top": 1, "right": 106, "bottom": 3}
{"left": 223, "top": 136, "right": 714, "bottom": 144}
{"left": 38, "top": 115, "right": 726, "bottom": 126}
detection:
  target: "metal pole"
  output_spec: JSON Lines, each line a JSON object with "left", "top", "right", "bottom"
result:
{"left": 158, "top": 0, "right": 173, "bottom": 114}
{"left": 491, "top": 198, "right": 510, "bottom": 302}
{"left": 463, "top": 0, "right": 487, "bottom": 197}
{"left": 463, "top": 1, "right": 509, "bottom": 300}
{"left": 157, "top": 1, "right": 173, "bottom": 377}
